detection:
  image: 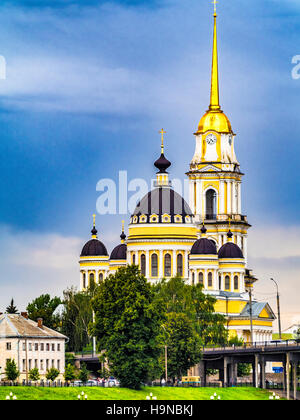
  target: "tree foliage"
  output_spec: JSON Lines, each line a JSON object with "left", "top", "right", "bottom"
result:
{"left": 78, "top": 363, "right": 90, "bottom": 383}
{"left": 5, "top": 359, "right": 20, "bottom": 381}
{"left": 159, "top": 312, "right": 202, "bottom": 380}
{"left": 6, "top": 299, "right": 18, "bottom": 314}
{"left": 61, "top": 287, "right": 95, "bottom": 352}
{"left": 64, "top": 364, "right": 76, "bottom": 382}
{"left": 29, "top": 368, "right": 40, "bottom": 382}
{"left": 91, "top": 265, "right": 162, "bottom": 390}
{"left": 27, "top": 294, "right": 62, "bottom": 330}
{"left": 46, "top": 368, "right": 60, "bottom": 382}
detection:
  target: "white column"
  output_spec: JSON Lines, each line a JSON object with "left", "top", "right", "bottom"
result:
{"left": 184, "top": 251, "right": 189, "bottom": 279}
{"left": 196, "top": 179, "right": 201, "bottom": 216}
{"left": 146, "top": 250, "right": 150, "bottom": 279}
{"left": 173, "top": 250, "right": 177, "bottom": 276}
{"left": 220, "top": 180, "right": 225, "bottom": 214}
{"left": 227, "top": 181, "right": 232, "bottom": 214}
{"left": 189, "top": 180, "right": 195, "bottom": 215}
{"left": 238, "top": 183, "right": 242, "bottom": 214}
{"left": 159, "top": 250, "right": 163, "bottom": 278}
{"left": 232, "top": 182, "right": 237, "bottom": 214}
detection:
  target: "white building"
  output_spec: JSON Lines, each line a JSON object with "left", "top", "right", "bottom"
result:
{"left": 0, "top": 313, "right": 68, "bottom": 381}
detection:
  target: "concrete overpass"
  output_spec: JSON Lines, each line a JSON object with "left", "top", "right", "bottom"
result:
{"left": 75, "top": 340, "right": 300, "bottom": 400}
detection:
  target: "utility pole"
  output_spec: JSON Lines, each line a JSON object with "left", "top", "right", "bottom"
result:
{"left": 249, "top": 287, "right": 254, "bottom": 344}
{"left": 270, "top": 278, "right": 282, "bottom": 340}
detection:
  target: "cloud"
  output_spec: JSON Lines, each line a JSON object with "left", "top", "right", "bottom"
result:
{"left": 248, "top": 225, "right": 300, "bottom": 330}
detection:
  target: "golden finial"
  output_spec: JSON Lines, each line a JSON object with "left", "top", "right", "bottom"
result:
{"left": 121, "top": 220, "right": 126, "bottom": 243}
{"left": 122, "top": 220, "right": 125, "bottom": 233}
{"left": 212, "top": 0, "right": 218, "bottom": 15}
{"left": 159, "top": 129, "right": 166, "bottom": 154}
{"left": 93, "top": 214, "right": 96, "bottom": 228}
{"left": 228, "top": 216, "right": 231, "bottom": 228}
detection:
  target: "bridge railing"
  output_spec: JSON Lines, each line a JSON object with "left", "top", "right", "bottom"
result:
{"left": 203, "top": 339, "right": 300, "bottom": 352}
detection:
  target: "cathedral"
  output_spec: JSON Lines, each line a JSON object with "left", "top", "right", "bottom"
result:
{"left": 79, "top": 7, "right": 275, "bottom": 344}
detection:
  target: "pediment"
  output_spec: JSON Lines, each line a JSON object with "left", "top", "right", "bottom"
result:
{"left": 199, "top": 165, "right": 222, "bottom": 172}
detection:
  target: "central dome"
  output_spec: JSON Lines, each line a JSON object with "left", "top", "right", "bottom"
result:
{"left": 132, "top": 187, "right": 193, "bottom": 224}
{"left": 196, "top": 110, "right": 232, "bottom": 135}
{"left": 81, "top": 239, "right": 108, "bottom": 257}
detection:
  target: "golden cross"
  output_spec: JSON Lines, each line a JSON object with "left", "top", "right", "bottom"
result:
{"left": 93, "top": 214, "right": 96, "bottom": 228}
{"left": 122, "top": 220, "right": 125, "bottom": 232}
{"left": 212, "top": 0, "right": 218, "bottom": 14}
{"left": 159, "top": 129, "right": 166, "bottom": 153}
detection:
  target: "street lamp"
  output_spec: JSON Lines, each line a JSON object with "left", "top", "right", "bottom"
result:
{"left": 161, "top": 325, "right": 168, "bottom": 384}
{"left": 270, "top": 278, "right": 282, "bottom": 340}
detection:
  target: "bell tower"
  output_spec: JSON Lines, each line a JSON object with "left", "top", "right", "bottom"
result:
{"left": 187, "top": 4, "right": 251, "bottom": 261}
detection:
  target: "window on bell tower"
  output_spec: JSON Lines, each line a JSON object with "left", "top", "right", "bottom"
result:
{"left": 206, "top": 189, "right": 217, "bottom": 220}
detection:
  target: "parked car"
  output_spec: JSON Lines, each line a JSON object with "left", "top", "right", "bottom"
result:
{"left": 107, "top": 377, "right": 120, "bottom": 387}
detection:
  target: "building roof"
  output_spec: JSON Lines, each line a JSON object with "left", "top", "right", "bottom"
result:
{"left": 0, "top": 314, "right": 68, "bottom": 340}
{"left": 240, "top": 302, "right": 276, "bottom": 320}
{"left": 190, "top": 237, "right": 217, "bottom": 255}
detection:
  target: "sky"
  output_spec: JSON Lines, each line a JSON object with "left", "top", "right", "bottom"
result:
{"left": 0, "top": 0, "right": 299, "bottom": 329}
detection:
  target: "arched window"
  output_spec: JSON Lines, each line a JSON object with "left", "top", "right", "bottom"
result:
{"left": 82, "top": 273, "right": 86, "bottom": 289}
{"left": 151, "top": 254, "right": 158, "bottom": 277}
{"left": 177, "top": 254, "right": 183, "bottom": 277}
{"left": 198, "top": 272, "right": 204, "bottom": 286}
{"left": 234, "top": 275, "right": 239, "bottom": 290}
{"left": 225, "top": 275, "right": 230, "bottom": 291}
{"left": 206, "top": 189, "right": 217, "bottom": 220}
{"left": 219, "top": 275, "right": 222, "bottom": 290}
{"left": 141, "top": 254, "right": 146, "bottom": 276}
{"left": 89, "top": 273, "right": 95, "bottom": 287}
{"left": 192, "top": 272, "right": 195, "bottom": 286}
{"left": 99, "top": 273, "right": 104, "bottom": 283}
{"left": 208, "top": 272, "right": 213, "bottom": 288}
{"left": 164, "top": 253, "right": 171, "bottom": 277}
{"left": 132, "top": 254, "right": 136, "bottom": 265}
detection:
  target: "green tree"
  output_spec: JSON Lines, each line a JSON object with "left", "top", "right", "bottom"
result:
{"left": 27, "top": 294, "right": 62, "bottom": 331}
{"left": 64, "top": 364, "right": 76, "bottom": 382}
{"left": 29, "top": 368, "right": 40, "bottom": 382}
{"left": 78, "top": 363, "right": 90, "bottom": 383}
{"left": 237, "top": 363, "right": 252, "bottom": 377}
{"left": 91, "top": 265, "right": 162, "bottom": 390}
{"left": 6, "top": 299, "right": 18, "bottom": 314}
{"left": 159, "top": 312, "right": 202, "bottom": 380}
{"left": 154, "top": 277, "right": 227, "bottom": 346}
{"left": 61, "top": 287, "right": 95, "bottom": 352}
{"left": 46, "top": 368, "right": 60, "bottom": 382}
{"left": 5, "top": 359, "right": 20, "bottom": 381}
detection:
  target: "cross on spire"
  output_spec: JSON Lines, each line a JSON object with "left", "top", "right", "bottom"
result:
{"left": 159, "top": 129, "right": 166, "bottom": 154}
{"left": 212, "top": 0, "right": 218, "bottom": 14}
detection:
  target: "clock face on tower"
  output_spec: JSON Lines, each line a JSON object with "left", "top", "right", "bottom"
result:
{"left": 206, "top": 133, "right": 217, "bottom": 146}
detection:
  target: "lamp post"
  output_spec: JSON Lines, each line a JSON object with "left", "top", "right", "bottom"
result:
{"left": 161, "top": 325, "right": 168, "bottom": 384}
{"left": 270, "top": 278, "right": 282, "bottom": 340}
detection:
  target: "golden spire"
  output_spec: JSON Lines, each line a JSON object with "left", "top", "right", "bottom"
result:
{"left": 120, "top": 220, "right": 126, "bottom": 243}
{"left": 209, "top": 0, "right": 220, "bottom": 111}
{"left": 91, "top": 214, "right": 98, "bottom": 239}
{"left": 159, "top": 129, "right": 166, "bottom": 154}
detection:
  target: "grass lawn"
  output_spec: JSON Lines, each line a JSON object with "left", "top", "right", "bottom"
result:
{"left": 0, "top": 386, "right": 274, "bottom": 401}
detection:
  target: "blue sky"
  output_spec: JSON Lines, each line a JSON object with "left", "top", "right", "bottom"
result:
{"left": 0, "top": 0, "right": 299, "bottom": 326}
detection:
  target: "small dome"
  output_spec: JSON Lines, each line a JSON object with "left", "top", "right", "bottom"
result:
{"left": 154, "top": 153, "right": 171, "bottom": 173}
{"left": 81, "top": 239, "right": 108, "bottom": 257}
{"left": 191, "top": 238, "right": 217, "bottom": 255}
{"left": 218, "top": 242, "right": 243, "bottom": 259}
{"left": 110, "top": 243, "right": 127, "bottom": 260}
{"left": 196, "top": 110, "right": 232, "bottom": 134}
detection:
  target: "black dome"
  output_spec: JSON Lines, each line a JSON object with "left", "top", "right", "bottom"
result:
{"left": 154, "top": 153, "right": 171, "bottom": 173}
{"left": 132, "top": 188, "right": 193, "bottom": 222}
{"left": 218, "top": 242, "right": 243, "bottom": 259}
{"left": 81, "top": 239, "right": 108, "bottom": 257}
{"left": 191, "top": 238, "right": 217, "bottom": 255}
{"left": 110, "top": 243, "right": 127, "bottom": 260}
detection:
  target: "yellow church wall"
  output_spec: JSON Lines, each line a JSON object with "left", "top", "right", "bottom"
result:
{"left": 214, "top": 299, "right": 248, "bottom": 314}
{"left": 128, "top": 225, "right": 197, "bottom": 240}
{"left": 228, "top": 320, "right": 273, "bottom": 327}
{"left": 259, "top": 308, "right": 271, "bottom": 319}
